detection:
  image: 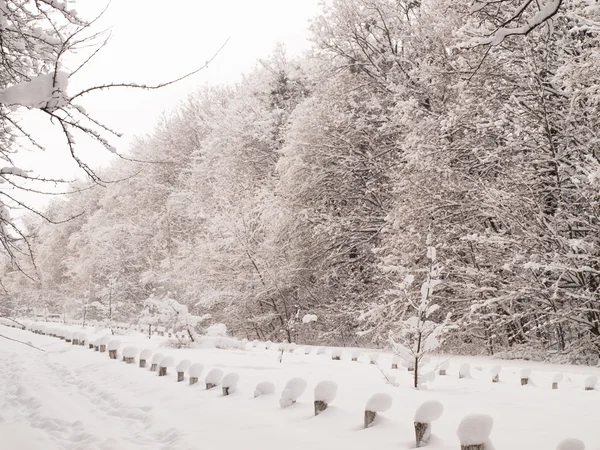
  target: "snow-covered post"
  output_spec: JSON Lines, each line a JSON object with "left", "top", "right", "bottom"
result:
{"left": 556, "top": 438, "right": 585, "bottom": 450}
{"left": 72, "top": 332, "right": 79, "bottom": 345}
{"left": 313, "top": 380, "right": 338, "bottom": 416}
{"left": 351, "top": 349, "right": 361, "bottom": 361}
{"left": 107, "top": 340, "right": 120, "bottom": 360}
{"left": 158, "top": 356, "right": 174, "bottom": 376}
{"left": 254, "top": 381, "right": 275, "bottom": 397}
{"left": 584, "top": 375, "right": 597, "bottom": 391}
{"left": 369, "top": 353, "right": 379, "bottom": 365}
{"left": 65, "top": 332, "right": 72, "bottom": 343}
{"left": 279, "top": 377, "right": 307, "bottom": 408}
{"left": 331, "top": 348, "right": 342, "bottom": 361}
{"left": 99, "top": 336, "right": 110, "bottom": 353}
{"left": 205, "top": 368, "right": 224, "bottom": 390}
{"left": 176, "top": 360, "right": 191, "bottom": 382}
{"left": 364, "top": 393, "right": 392, "bottom": 428}
{"left": 222, "top": 372, "right": 240, "bottom": 396}
{"left": 459, "top": 363, "right": 471, "bottom": 379}
{"left": 122, "top": 347, "right": 138, "bottom": 364}
{"left": 552, "top": 373, "right": 563, "bottom": 390}
{"left": 520, "top": 368, "right": 531, "bottom": 386}
{"left": 414, "top": 400, "right": 444, "bottom": 447}
{"left": 439, "top": 360, "right": 449, "bottom": 376}
{"left": 139, "top": 349, "right": 152, "bottom": 368}
{"left": 457, "top": 414, "right": 493, "bottom": 450}
{"left": 150, "top": 353, "right": 164, "bottom": 372}
{"left": 391, "top": 355, "right": 400, "bottom": 369}
{"left": 188, "top": 363, "right": 204, "bottom": 385}
{"left": 490, "top": 365, "right": 501, "bottom": 383}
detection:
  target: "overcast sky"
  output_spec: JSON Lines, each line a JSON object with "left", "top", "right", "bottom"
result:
{"left": 14, "top": 0, "right": 321, "bottom": 209}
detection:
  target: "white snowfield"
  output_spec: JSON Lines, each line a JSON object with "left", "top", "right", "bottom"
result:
{"left": 1, "top": 324, "right": 599, "bottom": 450}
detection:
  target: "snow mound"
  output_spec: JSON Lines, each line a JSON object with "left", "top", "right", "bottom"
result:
{"left": 222, "top": 373, "right": 240, "bottom": 389}
{"left": 254, "top": 381, "right": 275, "bottom": 397}
{"left": 188, "top": 363, "right": 204, "bottom": 378}
{"left": 64, "top": 332, "right": 73, "bottom": 340}
{"left": 122, "top": 346, "right": 138, "bottom": 358}
{"left": 265, "top": 340, "right": 272, "bottom": 349}
{"left": 553, "top": 373, "right": 564, "bottom": 383}
{"left": 414, "top": 400, "right": 444, "bottom": 422}
{"left": 140, "top": 349, "right": 153, "bottom": 360}
{"left": 206, "top": 323, "right": 227, "bottom": 336}
{"left": 459, "top": 363, "right": 471, "bottom": 378}
{"left": 331, "top": 348, "right": 343, "bottom": 359}
{"left": 314, "top": 380, "right": 338, "bottom": 403}
{"left": 490, "top": 365, "right": 501, "bottom": 376}
{"left": 304, "top": 346, "right": 312, "bottom": 355}
{"left": 520, "top": 368, "right": 532, "bottom": 378}
{"left": 107, "top": 340, "right": 121, "bottom": 351}
{"left": 205, "top": 368, "right": 224, "bottom": 385}
{"left": 151, "top": 353, "right": 165, "bottom": 364}
{"left": 280, "top": 377, "right": 307, "bottom": 407}
{"left": 351, "top": 349, "right": 362, "bottom": 358}
{"left": 176, "top": 360, "right": 191, "bottom": 372}
{"left": 160, "top": 356, "right": 175, "bottom": 368}
{"left": 365, "top": 393, "right": 392, "bottom": 412}
{"left": 369, "top": 353, "right": 380, "bottom": 362}
{"left": 316, "top": 347, "right": 326, "bottom": 355}
{"left": 302, "top": 314, "right": 317, "bottom": 323}
{"left": 439, "top": 360, "right": 450, "bottom": 370}
{"left": 584, "top": 375, "right": 597, "bottom": 389}
{"left": 457, "top": 414, "right": 494, "bottom": 445}
{"left": 556, "top": 438, "right": 585, "bottom": 450}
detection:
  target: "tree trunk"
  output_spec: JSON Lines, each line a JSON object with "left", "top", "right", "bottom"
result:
{"left": 414, "top": 422, "right": 430, "bottom": 447}
{"left": 314, "top": 400, "right": 327, "bottom": 416}
{"left": 364, "top": 410, "right": 377, "bottom": 428}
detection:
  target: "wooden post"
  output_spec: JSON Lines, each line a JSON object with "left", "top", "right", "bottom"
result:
{"left": 177, "top": 372, "right": 184, "bottom": 382}
{"left": 139, "top": 359, "right": 147, "bottom": 368}
{"left": 460, "top": 445, "right": 484, "bottom": 450}
{"left": 124, "top": 357, "right": 135, "bottom": 364}
{"left": 414, "top": 422, "right": 430, "bottom": 448}
{"left": 492, "top": 374, "right": 499, "bottom": 383}
{"left": 364, "top": 410, "right": 377, "bottom": 428}
{"left": 552, "top": 382, "right": 558, "bottom": 389}
{"left": 99, "top": 344, "right": 106, "bottom": 352}
{"left": 391, "top": 363, "right": 398, "bottom": 369}
{"left": 158, "top": 367, "right": 167, "bottom": 376}
{"left": 109, "top": 349, "right": 117, "bottom": 359}
{"left": 439, "top": 369, "right": 446, "bottom": 376}
{"left": 332, "top": 356, "right": 340, "bottom": 361}
{"left": 585, "top": 386, "right": 594, "bottom": 391}
{"left": 314, "top": 400, "right": 327, "bottom": 416}
{"left": 89, "top": 343, "right": 94, "bottom": 349}
{"left": 222, "top": 387, "right": 231, "bottom": 396}
{"left": 352, "top": 357, "right": 357, "bottom": 361}
{"left": 150, "top": 363, "right": 158, "bottom": 371}
{"left": 520, "top": 378, "right": 528, "bottom": 386}
{"left": 206, "top": 382, "right": 216, "bottom": 390}
{"left": 94, "top": 345, "right": 99, "bottom": 351}
{"left": 189, "top": 377, "right": 198, "bottom": 385}
{"left": 72, "top": 339, "right": 78, "bottom": 345}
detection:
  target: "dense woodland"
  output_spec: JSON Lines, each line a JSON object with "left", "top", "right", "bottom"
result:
{"left": 1, "top": 0, "right": 599, "bottom": 363}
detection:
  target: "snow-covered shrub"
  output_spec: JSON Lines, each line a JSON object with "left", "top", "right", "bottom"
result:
{"left": 457, "top": 414, "right": 494, "bottom": 449}
{"left": 351, "top": 349, "right": 361, "bottom": 361}
{"left": 331, "top": 348, "right": 343, "bottom": 360}
{"left": 302, "top": 314, "right": 317, "bottom": 324}
{"left": 584, "top": 375, "right": 597, "bottom": 390}
{"left": 205, "top": 368, "right": 224, "bottom": 389}
{"left": 158, "top": 356, "right": 175, "bottom": 376}
{"left": 316, "top": 346, "right": 326, "bottom": 355}
{"left": 150, "top": 353, "right": 164, "bottom": 371}
{"left": 221, "top": 373, "right": 240, "bottom": 395}
{"left": 176, "top": 360, "right": 191, "bottom": 382}
{"left": 279, "top": 377, "right": 307, "bottom": 408}
{"left": 520, "top": 368, "right": 532, "bottom": 385}
{"left": 304, "top": 346, "right": 312, "bottom": 355}
{"left": 254, "top": 381, "right": 276, "bottom": 398}
{"left": 364, "top": 393, "right": 393, "bottom": 428}
{"left": 313, "top": 380, "right": 338, "bottom": 415}
{"left": 414, "top": 400, "right": 444, "bottom": 447}
{"left": 122, "top": 346, "right": 138, "bottom": 364}
{"left": 459, "top": 363, "right": 471, "bottom": 379}
{"left": 188, "top": 363, "right": 204, "bottom": 385}
{"left": 556, "top": 438, "right": 585, "bottom": 450}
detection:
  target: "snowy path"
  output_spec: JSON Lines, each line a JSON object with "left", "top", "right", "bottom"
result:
{"left": 1, "top": 325, "right": 600, "bottom": 450}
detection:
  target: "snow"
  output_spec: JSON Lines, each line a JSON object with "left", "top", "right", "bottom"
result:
{"left": 583, "top": 375, "right": 596, "bottom": 389}
{"left": 0, "top": 71, "right": 69, "bottom": 111}
{"left": 205, "top": 368, "right": 224, "bottom": 385}
{"left": 188, "top": 363, "right": 204, "bottom": 378}
{"left": 331, "top": 348, "right": 343, "bottom": 359}
{"left": 176, "top": 359, "right": 191, "bottom": 372}
{"left": 556, "top": 438, "right": 586, "bottom": 450}
{"left": 140, "top": 349, "right": 153, "bottom": 360}
{"left": 207, "top": 323, "right": 227, "bottom": 336}
{"left": 520, "top": 368, "right": 532, "bottom": 378}
{"left": 222, "top": 372, "right": 240, "bottom": 389}
{"left": 314, "top": 380, "right": 338, "bottom": 403}
{"left": 107, "top": 340, "right": 121, "bottom": 351}
{"left": 459, "top": 363, "right": 471, "bottom": 378}
{"left": 2, "top": 324, "right": 600, "bottom": 449}
{"left": 414, "top": 400, "right": 444, "bottom": 423}
{"left": 553, "top": 373, "right": 564, "bottom": 382}
{"left": 316, "top": 346, "right": 326, "bottom": 355}
{"left": 160, "top": 356, "right": 175, "bottom": 368}
{"left": 365, "top": 393, "right": 392, "bottom": 412}
{"left": 122, "top": 346, "right": 138, "bottom": 358}
{"left": 490, "top": 365, "right": 501, "bottom": 376}
{"left": 254, "top": 381, "right": 275, "bottom": 397}
{"left": 151, "top": 353, "right": 164, "bottom": 364}
{"left": 280, "top": 377, "right": 307, "bottom": 408}
{"left": 457, "top": 414, "right": 494, "bottom": 445}
{"left": 302, "top": 314, "right": 318, "bottom": 324}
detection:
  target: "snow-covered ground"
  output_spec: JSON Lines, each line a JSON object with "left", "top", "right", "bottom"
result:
{"left": 1, "top": 324, "right": 599, "bottom": 450}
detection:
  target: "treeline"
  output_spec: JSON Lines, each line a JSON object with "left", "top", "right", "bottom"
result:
{"left": 2, "top": 0, "right": 599, "bottom": 363}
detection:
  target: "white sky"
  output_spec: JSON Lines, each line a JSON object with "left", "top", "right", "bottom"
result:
{"left": 12, "top": 0, "right": 322, "bottom": 210}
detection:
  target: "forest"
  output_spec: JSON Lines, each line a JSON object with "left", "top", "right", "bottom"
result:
{"left": 1, "top": 0, "right": 599, "bottom": 364}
